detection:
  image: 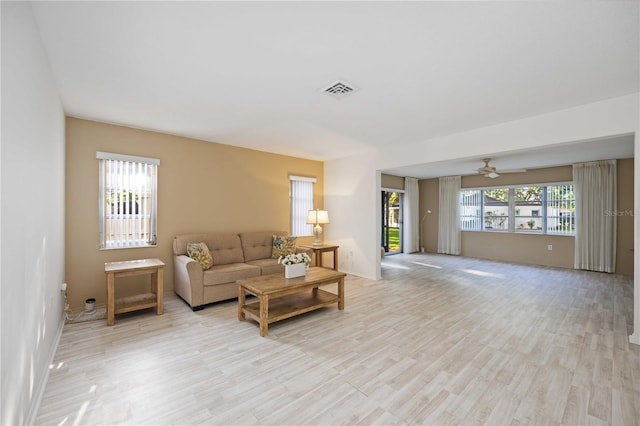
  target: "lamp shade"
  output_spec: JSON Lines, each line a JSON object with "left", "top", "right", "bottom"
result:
{"left": 307, "top": 209, "right": 330, "bottom": 224}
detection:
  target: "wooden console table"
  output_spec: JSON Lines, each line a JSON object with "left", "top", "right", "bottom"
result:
{"left": 105, "top": 258, "right": 164, "bottom": 326}
{"left": 300, "top": 244, "right": 339, "bottom": 270}
{"left": 238, "top": 267, "right": 346, "bottom": 337}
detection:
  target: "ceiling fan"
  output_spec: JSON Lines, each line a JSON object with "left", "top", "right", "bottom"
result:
{"left": 476, "top": 158, "right": 526, "bottom": 178}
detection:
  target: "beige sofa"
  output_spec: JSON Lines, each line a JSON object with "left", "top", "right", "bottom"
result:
{"left": 173, "top": 231, "right": 307, "bottom": 310}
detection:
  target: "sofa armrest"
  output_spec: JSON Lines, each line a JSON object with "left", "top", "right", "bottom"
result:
{"left": 173, "top": 255, "right": 205, "bottom": 308}
{"left": 296, "top": 246, "right": 313, "bottom": 256}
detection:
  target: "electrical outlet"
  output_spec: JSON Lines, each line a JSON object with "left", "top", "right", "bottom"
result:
{"left": 547, "top": 245, "right": 553, "bottom": 251}
{"left": 349, "top": 251, "right": 353, "bottom": 257}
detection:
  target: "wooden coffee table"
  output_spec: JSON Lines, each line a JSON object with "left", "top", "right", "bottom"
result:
{"left": 238, "top": 267, "right": 346, "bottom": 337}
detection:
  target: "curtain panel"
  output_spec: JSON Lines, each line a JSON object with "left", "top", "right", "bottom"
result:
{"left": 403, "top": 177, "right": 419, "bottom": 253}
{"left": 573, "top": 160, "right": 617, "bottom": 273}
{"left": 438, "top": 176, "right": 461, "bottom": 255}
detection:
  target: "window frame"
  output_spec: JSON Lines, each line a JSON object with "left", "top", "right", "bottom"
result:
{"left": 459, "top": 181, "right": 575, "bottom": 236}
{"left": 97, "top": 151, "right": 159, "bottom": 249}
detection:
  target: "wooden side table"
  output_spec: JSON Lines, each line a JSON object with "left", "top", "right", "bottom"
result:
{"left": 300, "top": 244, "right": 339, "bottom": 270}
{"left": 105, "top": 258, "right": 164, "bottom": 326}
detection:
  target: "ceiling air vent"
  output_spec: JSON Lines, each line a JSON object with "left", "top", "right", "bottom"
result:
{"left": 322, "top": 80, "right": 358, "bottom": 99}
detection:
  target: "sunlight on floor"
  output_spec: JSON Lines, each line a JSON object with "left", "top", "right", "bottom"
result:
{"left": 460, "top": 268, "right": 505, "bottom": 278}
{"left": 72, "top": 400, "right": 89, "bottom": 426}
{"left": 380, "top": 262, "right": 410, "bottom": 270}
{"left": 411, "top": 262, "right": 442, "bottom": 269}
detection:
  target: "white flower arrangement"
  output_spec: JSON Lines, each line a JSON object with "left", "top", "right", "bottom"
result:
{"left": 278, "top": 252, "right": 311, "bottom": 266}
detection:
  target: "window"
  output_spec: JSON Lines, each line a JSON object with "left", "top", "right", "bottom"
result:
{"left": 459, "top": 183, "right": 574, "bottom": 235}
{"left": 460, "top": 190, "right": 482, "bottom": 230}
{"left": 290, "top": 175, "right": 315, "bottom": 237}
{"left": 546, "top": 184, "right": 575, "bottom": 234}
{"left": 483, "top": 188, "right": 509, "bottom": 231}
{"left": 98, "top": 152, "right": 159, "bottom": 249}
{"left": 515, "top": 187, "right": 543, "bottom": 232}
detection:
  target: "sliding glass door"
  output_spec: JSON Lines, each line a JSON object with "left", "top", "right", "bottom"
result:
{"left": 381, "top": 190, "right": 403, "bottom": 255}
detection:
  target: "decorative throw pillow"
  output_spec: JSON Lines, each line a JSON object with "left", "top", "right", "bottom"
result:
{"left": 186, "top": 242, "right": 213, "bottom": 270}
{"left": 272, "top": 235, "right": 297, "bottom": 259}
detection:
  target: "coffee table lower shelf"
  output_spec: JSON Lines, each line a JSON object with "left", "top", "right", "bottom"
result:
{"left": 241, "top": 289, "right": 338, "bottom": 325}
{"left": 238, "top": 267, "right": 346, "bottom": 337}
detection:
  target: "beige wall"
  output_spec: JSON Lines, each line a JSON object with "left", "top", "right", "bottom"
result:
{"left": 419, "top": 159, "right": 634, "bottom": 274}
{"left": 617, "top": 158, "right": 634, "bottom": 275}
{"left": 381, "top": 173, "right": 405, "bottom": 190}
{"left": 460, "top": 232, "right": 575, "bottom": 268}
{"left": 419, "top": 178, "right": 439, "bottom": 253}
{"left": 461, "top": 165, "right": 573, "bottom": 188}
{"left": 66, "top": 118, "right": 323, "bottom": 310}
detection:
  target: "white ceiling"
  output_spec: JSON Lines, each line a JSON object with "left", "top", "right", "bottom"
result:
{"left": 30, "top": 1, "right": 638, "bottom": 173}
{"left": 383, "top": 134, "right": 635, "bottom": 179}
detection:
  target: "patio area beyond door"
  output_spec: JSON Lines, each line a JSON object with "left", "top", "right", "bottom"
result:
{"left": 381, "top": 190, "right": 403, "bottom": 255}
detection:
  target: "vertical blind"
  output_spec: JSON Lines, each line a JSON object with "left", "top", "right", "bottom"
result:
{"left": 546, "top": 184, "right": 575, "bottom": 234}
{"left": 290, "top": 175, "right": 315, "bottom": 236}
{"left": 460, "top": 189, "right": 482, "bottom": 230}
{"left": 460, "top": 185, "right": 574, "bottom": 235}
{"left": 97, "top": 152, "right": 159, "bottom": 249}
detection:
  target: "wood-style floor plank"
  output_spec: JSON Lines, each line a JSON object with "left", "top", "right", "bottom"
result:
{"left": 36, "top": 253, "right": 640, "bottom": 425}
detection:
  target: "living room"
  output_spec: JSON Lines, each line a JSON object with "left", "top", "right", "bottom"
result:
{"left": 2, "top": 2, "right": 639, "bottom": 425}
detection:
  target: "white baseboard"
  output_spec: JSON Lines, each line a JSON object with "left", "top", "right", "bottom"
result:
{"left": 26, "top": 313, "right": 65, "bottom": 425}
{"left": 630, "top": 332, "right": 640, "bottom": 346}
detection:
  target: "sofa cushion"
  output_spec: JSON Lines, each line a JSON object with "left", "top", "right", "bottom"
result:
{"left": 272, "top": 235, "right": 297, "bottom": 259}
{"left": 246, "top": 258, "right": 285, "bottom": 276}
{"left": 207, "top": 234, "right": 245, "bottom": 265}
{"left": 174, "top": 233, "right": 211, "bottom": 256}
{"left": 174, "top": 233, "right": 245, "bottom": 265}
{"left": 186, "top": 242, "right": 213, "bottom": 270}
{"left": 203, "top": 263, "right": 260, "bottom": 286}
{"left": 240, "top": 231, "right": 287, "bottom": 262}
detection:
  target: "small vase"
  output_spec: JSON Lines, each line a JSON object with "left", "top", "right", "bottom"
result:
{"left": 285, "top": 263, "right": 306, "bottom": 278}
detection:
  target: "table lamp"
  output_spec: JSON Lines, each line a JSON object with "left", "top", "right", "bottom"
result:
{"left": 307, "top": 209, "right": 330, "bottom": 246}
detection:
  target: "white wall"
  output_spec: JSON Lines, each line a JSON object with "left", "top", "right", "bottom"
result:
{"left": 1, "top": 3, "right": 66, "bottom": 424}
{"left": 324, "top": 94, "right": 639, "bottom": 343}
{"left": 632, "top": 111, "right": 640, "bottom": 346}
{"left": 324, "top": 152, "right": 381, "bottom": 280}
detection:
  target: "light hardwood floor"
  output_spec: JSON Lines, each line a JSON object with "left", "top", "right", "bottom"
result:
{"left": 36, "top": 254, "right": 639, "bottom": 425}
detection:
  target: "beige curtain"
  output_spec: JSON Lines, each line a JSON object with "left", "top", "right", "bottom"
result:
{"left": 438, "top": 176, "right": 461, "bottom": 255}
{"left": 573, "top": 160, "right": 617, "bottom": 273}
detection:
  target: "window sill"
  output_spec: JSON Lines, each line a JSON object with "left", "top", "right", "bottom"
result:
{"left": 461, "top": 230, "right": 574, "bottom": 237}
{"left": 99, "top": 244, "right": 158, "bottom": 250}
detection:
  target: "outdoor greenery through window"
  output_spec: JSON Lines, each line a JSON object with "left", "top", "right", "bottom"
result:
{"left": 460, "top": 184, "right": 575, "bottom": 234}
{"left": 97, "top": 152, "right": 159, "bottom": 249}
{"left": 382, "top": 190, "right": 403, "bottom": 253}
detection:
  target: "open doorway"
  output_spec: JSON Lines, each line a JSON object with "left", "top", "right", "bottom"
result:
{"left": 381, "top": 190, "right": 403, "bottom": 255}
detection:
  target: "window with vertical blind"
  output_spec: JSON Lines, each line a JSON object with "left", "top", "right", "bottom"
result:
{"left": 290, "top": 175, "right": 315, "bottom": 237}
{"left": 97, "top": 152, "right": 159, "bottom": 249}
{"left": 545, "top": 184, "right": 575, "bottom": 234}
{"left": 459, "top": 183, "right": 574, "bottom": 235}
